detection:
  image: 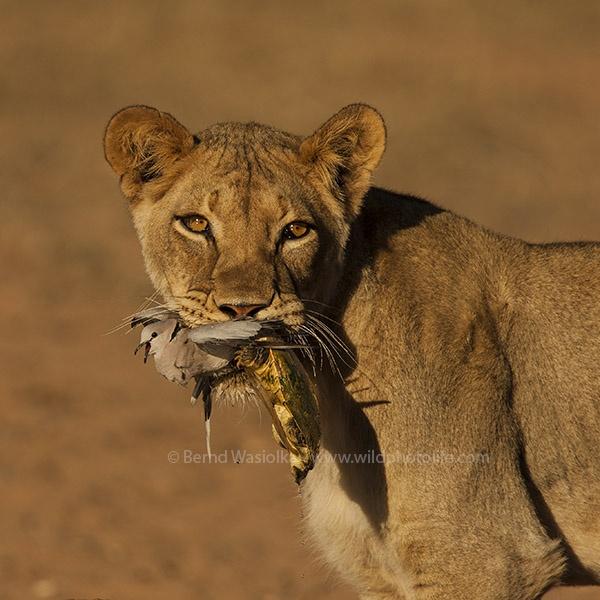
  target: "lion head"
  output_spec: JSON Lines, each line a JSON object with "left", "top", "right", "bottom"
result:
{"left": 104, "top": 104, "right": 385, "bottom": 334}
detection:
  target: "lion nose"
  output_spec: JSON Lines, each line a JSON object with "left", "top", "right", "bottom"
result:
{"left": 218, "top": 303, "right": 268, "bottom": 319}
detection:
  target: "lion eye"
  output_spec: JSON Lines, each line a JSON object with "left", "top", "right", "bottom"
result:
{"left": 282, "top": 221, "right": 310, "bottom": 240}
{"left": 179, "top": 215, "right": 210, "bottom": 234}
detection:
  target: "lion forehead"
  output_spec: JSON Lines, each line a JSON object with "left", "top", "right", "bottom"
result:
{"left": 170, "top": 137, "right": 314, "bottom": 228}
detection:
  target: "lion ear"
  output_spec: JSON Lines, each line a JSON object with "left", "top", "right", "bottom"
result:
{"left": 299, "top": 104, "right": 386, "bottom": 219}
{"left": 103, "top": 105, "right": 196, "bottom": 199}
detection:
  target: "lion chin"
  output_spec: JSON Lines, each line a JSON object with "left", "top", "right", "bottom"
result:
{"left": 209, "top": 369, "right": 262, "bottom": 408}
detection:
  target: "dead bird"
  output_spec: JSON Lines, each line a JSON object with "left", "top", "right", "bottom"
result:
{"left": 131, "top": 309, "right": 320, "bottom": 481}
{"left": 133, "top": 308, "right": 267, "bottom": 384}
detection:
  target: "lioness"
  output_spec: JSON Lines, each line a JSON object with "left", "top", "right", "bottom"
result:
{"left": 104, "top": 104, "right": 600, "bottom": 599}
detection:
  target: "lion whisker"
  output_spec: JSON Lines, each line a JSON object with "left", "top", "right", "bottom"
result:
{"left": 305, "top": 313, "right": 356, "bottom": 369}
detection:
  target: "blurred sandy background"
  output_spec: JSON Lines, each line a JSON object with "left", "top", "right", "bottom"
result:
{"left": 2, "top": 1, "right": 600, "bottom": 599}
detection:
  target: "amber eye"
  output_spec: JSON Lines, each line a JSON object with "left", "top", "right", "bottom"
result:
{"left": 179, "top": 215, "right": 210, "bottom": 234}
{"left": 282, "top": 221, "right": 311, "bottom": 240}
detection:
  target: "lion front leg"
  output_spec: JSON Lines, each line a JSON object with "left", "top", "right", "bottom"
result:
{"left": 301, "top": 452, "right": 407, "bottom": 599}
{"left": 389, "top": 520, "right": 565, "bottom": 600}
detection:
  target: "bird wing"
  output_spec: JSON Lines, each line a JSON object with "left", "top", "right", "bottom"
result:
{"left": 187, "top": 320, "right": 264, "bottom": 345}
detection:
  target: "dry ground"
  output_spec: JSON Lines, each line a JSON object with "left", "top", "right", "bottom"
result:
{"left": 1, "top": 1, "right": 599, "bottom": 599}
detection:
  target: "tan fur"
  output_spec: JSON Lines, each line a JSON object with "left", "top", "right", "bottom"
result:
{"left": 104, "top": 104, "right": 600, "bottom": 599}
